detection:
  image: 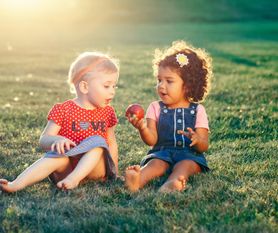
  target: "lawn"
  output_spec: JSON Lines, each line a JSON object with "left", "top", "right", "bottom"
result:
{"left": 0, "top": 1, "right": 277, "bottom": 232}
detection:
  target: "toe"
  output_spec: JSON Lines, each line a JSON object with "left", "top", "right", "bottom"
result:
{"left": 56, "top": 181, "right": 63, "bottom": 189}
{"left": 178, "top": 175, "right": 185, "bottom": 182}
{"left": 0, "top": 179, "right": 8, "bottom": 185}
{"left": 126, "top": 166, "right": 134, "bottom": 171}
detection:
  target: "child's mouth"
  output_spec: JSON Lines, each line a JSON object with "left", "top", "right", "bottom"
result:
{"left": 105, "top": 99, "right": 112, "bottom": 104}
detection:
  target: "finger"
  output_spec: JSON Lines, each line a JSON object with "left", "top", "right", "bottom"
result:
{"left": 138, "top": 119, "right": 146, "bottom": 130}
{"left": 51, "top": 143, "right": 55, "bottom": 152}
{"left": 130, "top": 118, "right": 139, "bottom": 128}
{"left": 190, "top": 139, "right": 198, "bottom": 147}
{"left": 187, "top": 127, "right": 195, "bottom": 134}
{"left": 177, "top": 130, "right": 185, "bottom": 135}
{"left": 56, "top": 144, "right": 61, "bottom": 154}
{"left": 130, "top": 118, "right": 137, "bottom": 124}
{"left": 62, "top": 183, "right": 67, "bottom": 191}
{"left": 69, "top": 140, "right": 76, "bottom": 147}
{"left": 69, "top": 142, "right": 76, "bottom": 148}
{"left": 137, "top": 119, "right": 145, "bottom": 128}
{"left": 126, "top": 114, "right": 132, "bottom": 122}
{"left": 65, "top": 142, "right": 70, "bottom": 151}
{"left": 134, "top": 119, "right": 142, "bottom": 128}
{"left": 60, "top": 142, "right": 65, "bottom": 155}
{"left": 178, "top": 130, "right": 190, "bottom": 137}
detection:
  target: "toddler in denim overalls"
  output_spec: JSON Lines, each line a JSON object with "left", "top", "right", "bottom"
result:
{"left": 125, "top": 40, "right": 212, "bottom": 192}
{"left": 141, "top": 101, "right": 209, "bottom": 172}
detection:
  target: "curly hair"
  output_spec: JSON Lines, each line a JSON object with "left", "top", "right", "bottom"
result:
{"left": 153, "top": 41, "right": 212, "bottom": 103}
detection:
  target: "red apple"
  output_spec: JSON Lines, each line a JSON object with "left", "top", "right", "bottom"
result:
{"left": 125, "top": 104, "right": 145, "bottom": 120}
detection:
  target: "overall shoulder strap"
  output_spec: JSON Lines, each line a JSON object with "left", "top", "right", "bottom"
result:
{"left": 189, "top": 103, "right": 198, "bottom": 109}
{"left": 158, "top": 101, "right": 166, "bottom": 108}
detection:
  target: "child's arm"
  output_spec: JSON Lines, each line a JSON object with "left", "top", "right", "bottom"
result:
{"left": 128, "top": 118, "right": 158, "bottom": 146}
{"left": 178, "top": 127, "right": 209, "bottom": 153}
{"left": 39, "top": 120, "right": 76, "bottom": 154}
{"left": 107, "top": 126, "right": 118, "bottom": 175}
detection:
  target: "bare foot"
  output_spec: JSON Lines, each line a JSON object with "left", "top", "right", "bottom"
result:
{"left": 159, "top": 176, "right": 186, "bottom": 193}
{"left": 125, "top": 165, "right": 141, "bottom": 192}
{"left": 0, "top": 179, "right": 17, "bottom": 193}
{"left": 56, "top": 176, "right": 79, "bottom": 190}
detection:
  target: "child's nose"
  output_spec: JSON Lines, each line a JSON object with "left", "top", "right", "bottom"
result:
{"left": 110, "top": 88, "right": 116, "bottom": 96}
{"left": 158, "top": 82, "right": 165, "bottom": 89}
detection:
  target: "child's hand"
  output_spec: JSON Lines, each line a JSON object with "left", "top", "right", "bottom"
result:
{"left": 51, "top": 138, "right": 76, "bottom": 155}
{"left": 127, "top": 115, "right": 147, "bottom": 131}
{"left": 178, "top": 127, "right": 201, "bottom": 147}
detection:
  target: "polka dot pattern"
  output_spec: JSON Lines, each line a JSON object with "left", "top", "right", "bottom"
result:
{"left": 47, "top": 100, "right": 118, "bottom": 144}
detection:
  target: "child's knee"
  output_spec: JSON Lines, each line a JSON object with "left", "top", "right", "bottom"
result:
{"left": 148, "top": 159, "right": 168, "bottom": 170}
{"left": 84, "top": 148, "right": 107, "bottom": 166}
{"left": 58, "top": 157, "right": 71, "bottom": 166}
{"left": 87, "top": 147, "right": 105, "bottom": 157}
{"left": 146, "top": 159, "right": 168, "bottom": 175}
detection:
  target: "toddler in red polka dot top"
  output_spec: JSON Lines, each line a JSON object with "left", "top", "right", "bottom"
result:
{"left": 0, "top": 52, "right": 120, "bottom": 192}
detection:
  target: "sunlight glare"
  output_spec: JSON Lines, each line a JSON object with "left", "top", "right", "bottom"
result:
{"left": 2, "top": 0, "right": 43, "bottom": 10}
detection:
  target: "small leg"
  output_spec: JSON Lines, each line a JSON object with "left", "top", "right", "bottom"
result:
{"left": 159, "top": 176, "right": 186, "bottom": 193}
{"left": 125, "top": 159, "right": 169, "bottom": 192}
{"left": 0, "top": 157, "right": 71, "bottom": 193}
{"left": 159, "top": 160, "right": 201, "bottom": 193}
{"left": 86, "top": 152, "right": 106, "bottom": 181}
{"left": 0, "top": 179, "right": 16, "bottom": 193}
{"left": 57, "top": 147, "right": 105, "bottom": 190}
{"left": 125, "top": 165, "right": 141, "bottom": 192}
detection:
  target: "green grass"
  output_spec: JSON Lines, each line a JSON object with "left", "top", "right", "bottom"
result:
{"left": 0, "top": 3, "right": 278, "bottom": 232}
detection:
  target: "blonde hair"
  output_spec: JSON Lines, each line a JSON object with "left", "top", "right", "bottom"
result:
{"left": 153, "top": 40, "right": 213, "bottom": 102}
{"left": 68, "top": 52, "right": 119, "bottom": 94}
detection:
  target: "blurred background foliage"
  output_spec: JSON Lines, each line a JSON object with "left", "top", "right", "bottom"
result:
{"left": 1, "top": 0, "right": 277, "bottom": 47}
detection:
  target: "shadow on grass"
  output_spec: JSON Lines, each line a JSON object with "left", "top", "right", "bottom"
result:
{"left": 210, "top": 49, "right": 258, "bottom": 67}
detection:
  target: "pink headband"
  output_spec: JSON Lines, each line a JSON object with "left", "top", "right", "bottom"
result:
{"left": 72, "top": 58, "right": 106, "bottom": 85}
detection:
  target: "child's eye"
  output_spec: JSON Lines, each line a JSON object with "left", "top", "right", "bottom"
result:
{"left": 167, "top": 80, "right": 173, "bottom": 84}
{"left": 104, "top": 85, "right": 118, "bottom": 89}
{"left": 157, "top": 79, "right": 162, "bottom": 83}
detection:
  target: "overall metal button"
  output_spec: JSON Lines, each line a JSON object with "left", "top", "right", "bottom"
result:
{"left": 163, "top": 109, "right": 168, "bottom": 113}
{"left": 177, "top": 119, "right": 182, "bottom": 123}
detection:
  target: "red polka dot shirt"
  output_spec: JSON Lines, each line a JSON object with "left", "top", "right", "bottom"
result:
{"left": 47, "top": 100, "right": 118, "bottom": 145}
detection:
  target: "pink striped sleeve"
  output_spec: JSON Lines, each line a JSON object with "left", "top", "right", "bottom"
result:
{"left": 195, "top": 104, "right": 209, "bottom": 130}
{"left": 145, "top": 101, "right": 160, "bottom": 122}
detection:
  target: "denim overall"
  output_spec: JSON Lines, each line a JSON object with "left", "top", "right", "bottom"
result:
{"left": 141, "top": 101, "right": 209, "bottom": 172}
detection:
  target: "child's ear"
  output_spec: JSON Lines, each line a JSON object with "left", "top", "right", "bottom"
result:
{"left": 78, "top": 81, "right": 89, "bottom": 94}
{"left": 182, "top": 83, "right": 188, "bottom": 94}
{"left": 182, "top": 84, "right": 189, "bottom": 100}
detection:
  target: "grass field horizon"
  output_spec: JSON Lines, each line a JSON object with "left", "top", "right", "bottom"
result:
{"left": 0, "top": 1, "right": 277, "bottom": 232}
